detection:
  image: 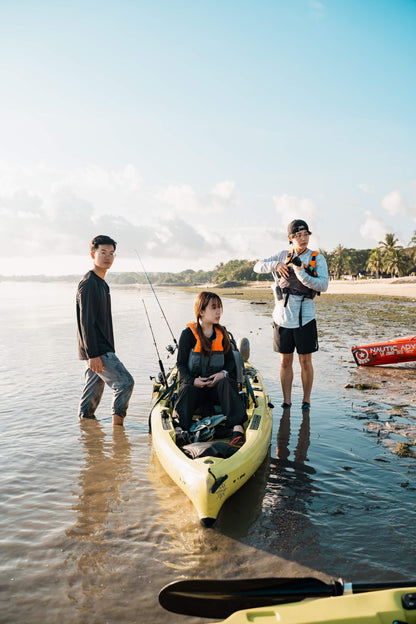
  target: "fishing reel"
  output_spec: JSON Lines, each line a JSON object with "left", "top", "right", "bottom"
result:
{"left": 150, "top": 372, "right": 165, "bottom": 384}
{"left": 166, "top": 344, "right": 177, "bottom": 356}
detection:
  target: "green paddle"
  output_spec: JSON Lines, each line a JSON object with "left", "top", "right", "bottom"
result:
{"left": 159, "top": 576, "right": 416, "bottom": 619}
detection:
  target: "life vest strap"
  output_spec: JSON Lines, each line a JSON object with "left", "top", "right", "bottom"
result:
{"left": 285, "top": 250, "right": 318, "bottom": 277}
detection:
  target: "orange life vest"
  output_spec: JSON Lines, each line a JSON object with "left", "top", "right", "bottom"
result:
{"left": 186, "top": 322, "right": 225, "bottom": 376}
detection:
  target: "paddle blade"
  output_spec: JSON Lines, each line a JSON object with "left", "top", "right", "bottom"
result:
{"left": 159, "top": 576, "right": 340, "bottom": 618}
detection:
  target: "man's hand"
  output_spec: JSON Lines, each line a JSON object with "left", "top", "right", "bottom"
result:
{"left": 277, "top": 262, "right": 290, "bottom": 278}
{"left": 89, "top": 356, "right": 103, "bottom": 373}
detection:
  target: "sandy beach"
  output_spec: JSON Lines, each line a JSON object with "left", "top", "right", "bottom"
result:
{"left": 253, "top": 276, "right": 416, "bottom": 299}
{"left": 187, "top": 277, "right": 416, "bottom": 302}
{"left": 326, "top": 277, "right": 416, "bottom": 298}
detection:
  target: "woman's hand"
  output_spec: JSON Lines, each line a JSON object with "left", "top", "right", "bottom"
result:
{"left": 204, "top": 371, "right": 226, "bottom": 387}
{"left": 194, "top": 376, "right": 210, "bottom": 388}
{"left": 194, "top": 371, "right": 227, "bottom": 388}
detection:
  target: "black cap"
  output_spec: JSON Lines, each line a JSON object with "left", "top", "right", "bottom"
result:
{"left": 287, "top": 219, "right": 311, "bottom": 236}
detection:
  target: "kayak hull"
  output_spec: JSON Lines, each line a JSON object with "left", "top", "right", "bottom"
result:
{"left": 216, "top": 587, "right": 416, "bottom": 623}
{"left": 351, "top": 335, "right": 416, "bottom": 366}
{"left": 150, "top": 362, "right": 273, "bottom": 525}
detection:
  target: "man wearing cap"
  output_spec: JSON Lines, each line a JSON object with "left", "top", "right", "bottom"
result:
{"left": 254, "top": 219, "right": 328, "bottom": 410}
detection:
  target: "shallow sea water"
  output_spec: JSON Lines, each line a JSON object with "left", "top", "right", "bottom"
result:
{"left": 1, "top": 282, "right": 415, "bottom": 623}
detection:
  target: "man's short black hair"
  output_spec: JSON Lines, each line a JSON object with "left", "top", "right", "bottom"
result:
{"left": 90, "top": 235, "right": 117, "bottom": 252}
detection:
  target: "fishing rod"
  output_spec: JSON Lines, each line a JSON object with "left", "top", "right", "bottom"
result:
{"left": 142, "top": 298, "right": 168, "bottom": 387}
{"left": 134, "top": 250, "right": 178, "bottom": 355}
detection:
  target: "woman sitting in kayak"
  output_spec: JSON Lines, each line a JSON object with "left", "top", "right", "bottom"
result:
{"left": 173, "top": 291, "right": 247, "bottom": 448}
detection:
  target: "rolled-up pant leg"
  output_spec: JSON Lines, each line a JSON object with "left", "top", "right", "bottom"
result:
{"left": 78, "top": 352, "right": 134, "bottom": 419}
{"left": 100, "top": 353, "right": 134, "bottom": 418}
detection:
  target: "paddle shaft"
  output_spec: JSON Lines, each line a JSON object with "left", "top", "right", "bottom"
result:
{"left": 159, "top": 577, "right": 416, "bottom": 619}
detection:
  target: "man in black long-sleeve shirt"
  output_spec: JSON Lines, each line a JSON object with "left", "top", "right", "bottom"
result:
{"left": 76, "top": 235, "right": 134, "bottom": 426}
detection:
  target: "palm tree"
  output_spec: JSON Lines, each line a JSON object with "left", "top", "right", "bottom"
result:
{"left": 378, "top": 233, "right": 407, "bottom": 277}
{"left": 332, "top": 244, "right": 346, "bottom": 279}
{"left": 366, "top": 247, "right": 383, "bottom": 278}
{"left": 408, "top": 230, "right": 416, "bottom": 247}
{"left": 379, "top": 232, "right": 400, "bottom": 252}
{"left": 408, "top": 231, "right": 416, "bottom": 267}
{"left": 383, "top": 248, "right": 410, "bottom": 277}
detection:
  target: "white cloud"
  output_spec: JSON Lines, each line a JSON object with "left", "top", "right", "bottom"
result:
{"left": 0, "top": 162, "right": 333, "bottom": 274}
{"left": 156, "top": 184, "right": 205, "bottom": 214}
{"left": 0, "top": 162, "right": 246, "bottom": 272}
{"left": 52, "top": 164, "right": 143, "bottom": 195}
{"left": 211, "top": 180, "right": 236, "bottom": 202}
{"left": 359, "top": 211, "right": 389, "bottom": 244}
{"left": 272, "top": 193, "right": 319, "bottom": 234}
{"left": 381, "top": 190, "right": 409, "bottom": 217}
{"left": 156, "top": 179, "right": 237, "bottom": 215}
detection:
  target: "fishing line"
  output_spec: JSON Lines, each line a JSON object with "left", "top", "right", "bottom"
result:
{"left": 134, "top": 249, "right": 178, "bottom": 354}
{"left": 142, "top": 297, "right": 168, "bottom": 386}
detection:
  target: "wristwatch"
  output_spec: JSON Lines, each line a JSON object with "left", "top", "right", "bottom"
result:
{"left": 222, "top": 370, "right": 228, "bottom": 378}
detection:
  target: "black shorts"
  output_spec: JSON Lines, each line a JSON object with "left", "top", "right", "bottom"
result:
{"left": 273, "top": 320, "right": 318, "bottom": 355}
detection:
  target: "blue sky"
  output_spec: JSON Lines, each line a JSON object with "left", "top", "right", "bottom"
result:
{"left": 1, "top": 0, "right": 416, "bottom": 274}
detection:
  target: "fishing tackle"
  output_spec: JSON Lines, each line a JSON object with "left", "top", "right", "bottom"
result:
{"left": 142, "top": 298, "right": 168, "bottom": 387}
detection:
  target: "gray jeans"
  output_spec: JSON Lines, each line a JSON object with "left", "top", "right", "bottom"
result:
{"left": 78, "top": 352, "right": 134, "bottom": 419}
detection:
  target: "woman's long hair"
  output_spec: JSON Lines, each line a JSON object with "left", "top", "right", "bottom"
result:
{"left": 194, "top": 291, "right": 231, "bottom": 356}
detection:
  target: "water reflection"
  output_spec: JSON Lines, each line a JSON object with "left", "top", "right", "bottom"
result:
{"left": 257, "top": 407, "right": 321, "bottom": 562}
{"left": 3, "top": 283, "right": 416, "bottom": 623}
{"left": 274, "top": 406, "right": 315, "bottom": 474}
{"left": 66, "top": 420, "right": 132, "bottom": 602}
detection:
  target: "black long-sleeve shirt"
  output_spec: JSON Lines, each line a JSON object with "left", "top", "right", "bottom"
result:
{"left": 176, "top": 326, "right": 235, "bottom": 384}
{"left": 76, "top": 270, "right": 115, "bottom": 360}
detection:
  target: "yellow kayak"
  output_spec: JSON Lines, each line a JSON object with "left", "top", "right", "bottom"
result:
{"left": 215, "top": 587, "right": 416, "bottom": 623}
{"left": 150, "top": 360, "right": 273, "bottom": 526}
